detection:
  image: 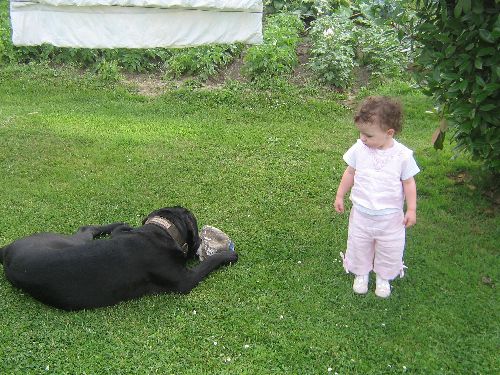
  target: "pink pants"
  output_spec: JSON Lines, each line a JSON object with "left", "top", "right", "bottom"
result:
{"left": 341, "top": 207, "right": 406, "bottom": 280}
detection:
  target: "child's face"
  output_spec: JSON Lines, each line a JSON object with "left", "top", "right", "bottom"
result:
{"left": 356, "top": 121, "right": 395, "bottom": 150}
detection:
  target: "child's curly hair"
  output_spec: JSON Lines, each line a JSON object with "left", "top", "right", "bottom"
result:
{"left": 354, "top": 96, "right": 403, "bottom": 134}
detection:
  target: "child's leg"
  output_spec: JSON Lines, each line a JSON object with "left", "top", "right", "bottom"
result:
{"left": 373, "top": 211, "right": 406, "bottom": 281}
{"left": 342, "top": 208, "right": 376, "bottom": 277}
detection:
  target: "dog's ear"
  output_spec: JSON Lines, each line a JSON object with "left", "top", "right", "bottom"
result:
{"left": 183, "top": 210, "right": 201, "bottom": 256}
{"left": 142, "top": 208, "right": 170, "bottom": 225}
{"left": 185, "top": 212, "right": 198, "bottom": 237}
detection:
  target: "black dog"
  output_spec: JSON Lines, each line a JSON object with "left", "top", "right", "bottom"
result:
{"left": 0, "top": 207, "right": 238, "bottom": 310}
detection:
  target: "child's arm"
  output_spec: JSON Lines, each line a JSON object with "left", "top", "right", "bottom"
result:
{"left": 334, "top": 166, "right": 355, "bottom": 213}
{"left": 402, "top": 177, "right": 417, "bottom": 227}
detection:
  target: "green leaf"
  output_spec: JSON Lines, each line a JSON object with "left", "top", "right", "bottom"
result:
{"left": 480, "top": 104, "right": 496, "bottom": 111}
{"left": 432, "top": 127, "right": 446, "bottom": 150}
{"left": 445, "top": 45, "right": 456, "bottom": 57}
{"left": 458, "top": 60, "right": 473, "bottom": 74}
{"left": 442, "top": 72, "right": 460, "bottom": 81}
{"left": 474, "top": 89, "right": 491, "bottom": 104}
{"left": 274, "top": 0, "right": 285, "bottom": 10}
{"left": 479, "top": 29, "right": 494, "bottom": 43}
{"left": 432, "top": 67, "right": 441, "bottom": 81}
{"left": 462, "top": 0, "right": 471, "bottom": 13}
{"left": 474, "top": 58, "right": 483, "bottom": 69}
{"left": 458, "top": 80, "right": 468, "bottom": 92}
{"left": 484, "top": 83, "right": 500, "bottom": 94}
{"left": 454, "top": 0, "right": 463, "bottom": 18}
{"left": 477, "top": 47, "right": 496, "bottom": 57}
{"left": 465, "top": 42, "right": 476, "bottom": 51}
{"left": 472, "top": 1, "right": 483, "bottom": 14}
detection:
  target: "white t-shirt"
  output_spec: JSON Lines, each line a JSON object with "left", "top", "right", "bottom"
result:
{"left": 343, "top": 139, "right": 420, "bottom": 215}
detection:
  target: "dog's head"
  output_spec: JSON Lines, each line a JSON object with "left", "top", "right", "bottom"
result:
{"left": 143, "top": 206, "right": 201, "bottom": 258}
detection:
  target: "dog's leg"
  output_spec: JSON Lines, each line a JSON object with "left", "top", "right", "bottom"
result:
{"left": 176, "top": 251, "right": 238, "bottom": 294}
{"left": 110, "top": 224, "right": 134, "bottom": 236}
{"left": 75, "top": 223, "right": 129, "bottom": 240}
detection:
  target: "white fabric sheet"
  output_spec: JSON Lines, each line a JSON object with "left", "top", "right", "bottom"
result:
{"left": 10, "top": 0, "right": 263, "bottom": 48}
{"left": 12, "top": 0, "right": 262, "bottom": 11}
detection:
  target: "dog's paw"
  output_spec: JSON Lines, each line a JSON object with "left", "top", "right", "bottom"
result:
{"left": 226, "top": 250, "right": 238, "bottom": 264}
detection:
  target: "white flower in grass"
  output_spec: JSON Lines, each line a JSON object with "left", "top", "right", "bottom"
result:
{"left": 323, "top": 28, "right": 334, "bottom": 38}
{"left": 244, "top": 344, "right": 250, "bottom": 349}
{"left": 213, "top": 341, "right": 218, "bottom": 346}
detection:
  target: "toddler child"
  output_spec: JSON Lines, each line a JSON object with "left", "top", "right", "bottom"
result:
{"left": 334, "top": 96, "right": 419, "bottom": 298}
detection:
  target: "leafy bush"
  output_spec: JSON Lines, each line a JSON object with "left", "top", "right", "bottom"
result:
{"left": 0, "top": 24, "right": 5, "bottom": 65}
{"left": 356, "top": 0, "right": 419, "bottom": 61}
{"left": 0, "top": 0, "right": 15, "bottom": 65}
{"left": 7, "top": 44, "right": 172, "bottom": 73}
{"left": 109, "top": 48, "right": 172, "bottom": 72}
{"left": 95, "top": 58, "right": 122, "bottom": 83}
{"left": 353, "top": 18, "right": 408, "bottom": 79}
{"left": 243, "top": 13, "right": 304, "bottom": 80}
{"left": 264, "top": 0, "right": 349, "bottom": 19}
{"left": 308, "top": 13, "right": 356, "bottom": 88}
{"left": 414, "top": 0, "right": 500, "bottom": 173}
{"left": 166, "top": 44, "right": 242, "bottom": 80}
{"left": 309, "top": 8, "right": 407, "bottom": 88}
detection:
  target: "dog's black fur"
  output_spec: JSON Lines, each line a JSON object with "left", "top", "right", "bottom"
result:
{"left": 0, "top": 207, "right": 237, "bottom": 311}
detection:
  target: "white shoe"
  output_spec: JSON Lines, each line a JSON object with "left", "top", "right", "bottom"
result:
{"left": 375, "top": 275, "right": 391, "bottom": 298}
{"left": 353, "top": 274, "right": 369, "bottom": 294}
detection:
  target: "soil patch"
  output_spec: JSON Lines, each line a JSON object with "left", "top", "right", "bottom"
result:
{"left": 122, "top": 72, "right": 168, "bottom": 97}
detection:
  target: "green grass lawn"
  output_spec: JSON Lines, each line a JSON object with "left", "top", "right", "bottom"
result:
{"left": 0, "top": 66, "right": 498, "bottom": 374}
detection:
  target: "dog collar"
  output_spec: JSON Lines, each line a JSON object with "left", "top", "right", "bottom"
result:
{"left": 145, "top": 216, "right": 189, "bottom": 256}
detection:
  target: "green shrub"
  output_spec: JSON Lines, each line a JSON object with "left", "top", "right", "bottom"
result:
{"left": 103, "top": 48, "right": 172, "bottom": 72}
{"left": 357, "top": 0, "right": 419, "bottom": 62}
{"left": 165, "top": 44, "right": 242, "bottom": 80}
{"left": 95, "top": 58, "right": 122, "bottom": 83}
{"left": 0, "top": 27, "right": 5, "bottom": 65}
{"left": 264, "top": 0, "right": 350, "bottom": 18}
{"left": 0, "top": 0, "right": 15, "bottom": 65}
{"left": 353, "top": 18, "right": 408, "bottom": 80}
{"left": 243, "top": 13, "right": 304, "bottom": 79}
{"left": 3, "top": 40, "right": 237, "bottom": 78}
{"left": 8, "top": 44, "right": 172, "bottom": 73}
{"left": 308, "top": 13, "right": 356, "bottom": 88}
{"left": 414, "top": 0, "right": 500, "bottom": 173}
{"left": 309, "top": 6, "right": 410, "bottom": 89}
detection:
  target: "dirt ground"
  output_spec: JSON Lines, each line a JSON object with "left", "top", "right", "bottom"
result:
{"left": 121, "top": 40, "right": 319, "bottom": 97}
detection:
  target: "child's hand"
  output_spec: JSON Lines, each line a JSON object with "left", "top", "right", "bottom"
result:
{"left": 334, "top": 197, "right": 345, "bottom": 213}
{"left": 404, "top": 209, "right": 416, "bottom": 227}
